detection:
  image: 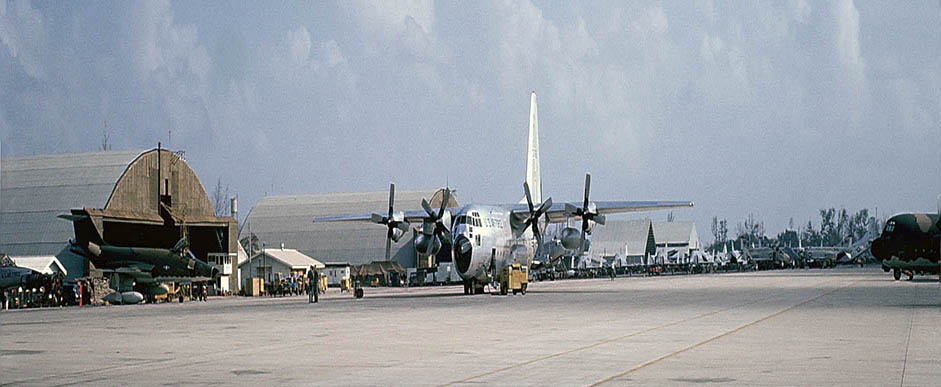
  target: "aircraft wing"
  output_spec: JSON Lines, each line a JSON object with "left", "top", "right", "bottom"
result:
{"left": 154, "top": 276, "right": 215, "bottom": 283}
{"left": 314, "top": 209, "right": 441, "bottom": 224}
{"left": 510, "top": 200, "right": 693, "bottom": 223}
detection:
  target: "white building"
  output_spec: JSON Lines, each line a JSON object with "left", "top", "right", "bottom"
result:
{"left": 10, "top": 256, "right": 68, "bottom": 276}
{"left": 323, "top": 262, "right": 351, "bottom": 286}
{"left": 238, "top": 247, "right": 324, "bottom": 289}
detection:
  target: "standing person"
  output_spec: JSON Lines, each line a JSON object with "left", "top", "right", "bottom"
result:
{"left": 308, "top": 266, "right": 318, "bottom": 303}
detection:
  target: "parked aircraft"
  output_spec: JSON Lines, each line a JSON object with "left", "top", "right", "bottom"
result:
{"left": 65, "top": 237, "right": 218, "bottom": 302}
{"left": 0, "top": 256, "right": 43, "bottom": 292}
{"left": 316, "top": 92, "right": 693, "bottom": 294}
{"left": 870, "top": 198, "right": 940, "bottom": 281}
{"left": 59, "top": 213, "right": 220, "bottom": 302}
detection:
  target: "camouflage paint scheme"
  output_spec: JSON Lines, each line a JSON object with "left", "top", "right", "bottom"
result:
{"left": 870, "top": 213, "right": 941, "bottom": 276}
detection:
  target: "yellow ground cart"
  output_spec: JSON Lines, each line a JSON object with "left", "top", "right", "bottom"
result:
{"left": 500, "top": 264, "right": 528, "bottom": 295}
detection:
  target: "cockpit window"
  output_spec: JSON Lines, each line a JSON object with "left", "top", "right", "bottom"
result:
{"left": 455, "top": 215, "right": 467, "bottom": 225}
{"left": 885, "top": 221, "right": 895, "bottom": 233}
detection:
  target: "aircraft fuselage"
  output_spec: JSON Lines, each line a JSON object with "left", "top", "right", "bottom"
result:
{"left": 870, "top": 213, "right": 940, "bottom": 273}
{"left": 451, "top": 204, "right": 536, "bottom": 283}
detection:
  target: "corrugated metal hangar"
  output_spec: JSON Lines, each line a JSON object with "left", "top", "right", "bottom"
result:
{"left": 1, "top": 150, "right": 142, "bottom": 277}
{"left": 240, "top": 189, "right": 457, "bottom": 268}
{"left": 1, "top": 148, "right": 238, "bottom": 289}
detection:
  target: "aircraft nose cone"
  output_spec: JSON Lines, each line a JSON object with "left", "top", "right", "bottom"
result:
{"left": 454, "top": 235, "right": 473, "bottom": 274}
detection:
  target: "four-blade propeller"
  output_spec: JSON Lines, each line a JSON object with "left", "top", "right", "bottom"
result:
{"left": 371, "top": 183, "right": 410, "bottom": 261}
{"left": 420, "top": 188, "right": 453, "bottom": 243}
{"left": 521, "top": 181, "right": 552, "bottom": 255}
{"left": 564, "top": 173, "right": 606, "bottom": 252}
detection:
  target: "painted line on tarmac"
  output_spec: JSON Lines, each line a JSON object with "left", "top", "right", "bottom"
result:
{"left": 588, "top": 280, "right": 856, "bottom": 386}
{"left": 439, "top": 290, "right": 789, "bottom": 387}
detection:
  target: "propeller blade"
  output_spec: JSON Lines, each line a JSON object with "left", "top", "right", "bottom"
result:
{"left": 536, "top": 197, "right": 553, "bottom": 216}
{"left": 524, "top": 182, "right": 534, "bottom": 212}
{"left": 583, "top": 173, "right": 591, "bottom": 211}
{"left": 388, "top": 183, "right": 395, "bottom": 220}
{"left": 395, "top": 221, "right": 410, "bottom": 233}
{"left": 438, "top": 188, "right": 450, "bottom": 218}
{"left": 564, "top": 202, "right": 579, "bottom": 216}
{"left": 421, "top": 198, "right": 436, "bottom": 218}
{"left": 385, "top": 234, "right": 392, "bottom": 261}
{"left": 371, "top": 213, "right": 385, "bottom": 224}
{"left": 595, "top": 214, "right": 606, "bottom": 226}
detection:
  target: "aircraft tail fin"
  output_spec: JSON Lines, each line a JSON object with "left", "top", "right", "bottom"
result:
{"left": 58, "top": 210, "right": 103, "bottom": 248}
{"left": 521, "top": 91, "right": 542, "bottom": 205}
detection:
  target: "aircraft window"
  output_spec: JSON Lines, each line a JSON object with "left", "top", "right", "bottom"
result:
{"left": 885, "top": 221, "right": 895, "bottom": 233}
{"left": 455, "top": 216, "right": 467, "bottom": 225}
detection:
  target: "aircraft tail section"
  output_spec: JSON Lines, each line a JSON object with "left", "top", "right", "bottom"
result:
{"left": 522, "top": 91, "right": 542, "bottom": 204}
{"left": 58, "top": 210, "right": 103, "bottom": 248}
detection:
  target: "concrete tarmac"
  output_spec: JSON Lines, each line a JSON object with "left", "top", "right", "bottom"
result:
{"left": 1, "top": 267, "right": 939, "bottom": 386}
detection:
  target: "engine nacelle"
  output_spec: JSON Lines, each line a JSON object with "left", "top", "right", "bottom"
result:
{"left": 560, "top": 227, "right": 582, "bottom": 250}
{"left": 414, "top": 233, "right": 442, "bottom": 256}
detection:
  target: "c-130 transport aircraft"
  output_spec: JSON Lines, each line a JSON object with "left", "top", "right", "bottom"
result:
{"left": 316, "top": 92, "right": 693, "bottom": 295}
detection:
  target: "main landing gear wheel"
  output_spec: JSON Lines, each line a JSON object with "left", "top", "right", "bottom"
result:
{"left": 893, "top": 268, "right": 901, "bottom": 281}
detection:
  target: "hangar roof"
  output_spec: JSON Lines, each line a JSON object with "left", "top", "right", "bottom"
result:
{"left": 11, "top": 256, "right": 68, "bottom": 275}
{"left": 241, "top": 248, "right": 324, "bottom": 270}
{"left": 589, "top": 219, "right": 655, "bottom": 257}
{"left": 652, "top": 221, "right": 700, "bottom": 247}
{"left": 0, "top": 150, "right": 144, "bottom": 256}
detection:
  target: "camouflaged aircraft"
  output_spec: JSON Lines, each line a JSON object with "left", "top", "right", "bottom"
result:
{"left": 869, "top": 197, "right": 941, "bottom": 281}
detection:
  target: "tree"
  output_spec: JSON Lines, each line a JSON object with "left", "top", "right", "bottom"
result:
{"left": 837, "top": 208, "right": 850, "bottom": 244}
{"left": 240, "top": 233, "right": 260, "bottom": 255}
{"left": 100, "top": 120, "right": 112, "bottom": 151}
{"left": 718, "top": 219, "right": 728, "bottom": 244}
{"left": 819, "top": 208, "right": 836, "bottom": 245}
{"left": 211, "top": 177, "right": 231, "bottom": 217}
{"left": 711, "top": 216, "right": 719, "bottom": 243}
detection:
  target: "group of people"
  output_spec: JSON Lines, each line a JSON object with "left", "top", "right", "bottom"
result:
{"left": 2, "top": 273, "right": 68, "bottom": 310}
{"left": 268, "top": 272, "right": 316, "bottom": 297}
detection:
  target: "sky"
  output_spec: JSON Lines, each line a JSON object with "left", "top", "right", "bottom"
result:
{"left": 2, "top": 0, "right": 940, "bottom": 242}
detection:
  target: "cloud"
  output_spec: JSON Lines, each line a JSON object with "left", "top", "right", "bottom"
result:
{"left": 0, "top": 0, "right": 47, "bottom": 79}
{"left": 343, "top": 0, "right": 434, "bottom": 40}
{"left": 1, "top": 1, "right": 939, "bottom": 238}
{"left": 289, "top": 26, "right": 311, "bottom": 68}
{"left": 834, "top": 0, "right": 865, "bottom": 91}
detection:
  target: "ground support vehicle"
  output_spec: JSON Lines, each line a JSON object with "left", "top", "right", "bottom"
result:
{"left": 500, "top": 264, "right": 528, "bottom": 295}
